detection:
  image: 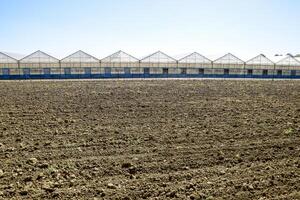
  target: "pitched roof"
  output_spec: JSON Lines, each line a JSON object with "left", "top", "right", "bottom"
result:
{"left": 61, "top": 50, "right": 99, "bottom": 63}
{"left": 214, "top": 53, "right": 244, "bottom": 64}
{"left": 20, "top": 50, "right": 59, "bottom": 63}
{"left": 276, "top": 55, "right": 300, "bottom": 66}
{"left": 178, "top": 52, "right": 211, "bottom": 63}
{"left": 101, "top": 50, "right": 139, "bottom": 62}
{"left": 0, "top": 52, "right": 18, "bottom": 63}
{"left": 140, "top": 51, "right": 177, "bottom": 63}
{"left": 246, "top": 54, "right": 274, "bottom": 65}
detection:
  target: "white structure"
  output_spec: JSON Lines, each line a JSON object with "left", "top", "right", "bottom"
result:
{"left": 140, "top": 51, "right": 177, "bottom": 75}
{"left": 246, "top": 54, "right": 275, "bottom": 76}
{"left": 276, "top": 55, "right": 300, "bottom": 76}
{"left": 178, "top": 52, "right": 212, "bottom": 75}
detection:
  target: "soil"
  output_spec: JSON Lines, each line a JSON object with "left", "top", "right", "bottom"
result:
{"left": 0, "top": 79, "right": 299, "bottom": 200}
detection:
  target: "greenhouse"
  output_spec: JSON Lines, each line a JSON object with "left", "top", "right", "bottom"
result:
{"left": 140, "top": 51, "right": 177, "bottom": 76}
{"left": 0, "top": 52, "right": 19, "bottom": 77}
{"left": 100, "top": 50, "right": 140, "bottom": 78}
{"left": 60, "top": 50, "right": 100, "bottom": 78}
{"left": 0, "top": 49, "right": 299, "bottom": 79}
{"left": 178, "top": 52, "right": 212, "bottom": 76}
{"left": 213, "top": 53, "right": 245, "bottom": 77}
{"left": 19, "top": 50, "right": 60, "bottom": 78}
{"left": 276, "top": 55, "right": 300, "bottom": 77}
{"left": 245, "top": 54, "right": 275, "bottom": 77}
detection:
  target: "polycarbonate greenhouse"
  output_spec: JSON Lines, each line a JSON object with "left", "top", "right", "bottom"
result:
{"left": 20, "top": 50, "right": 59, "bottom": 68}
{"left": 60, "top": 50, "right": 100, "bottom": 77}
{"left": 0, "top": 52, "right": 19, "bottom": 76}
{"left": 213, "top": 53, "right": 245, "bottom": 76}
{"left": 0, "top": 52, "right": 18, "bottom": 68}
{"left": 101, "top": 51, "right": 140, "bottom": 77}
{"left": 19, "top": 51, "right": 60, "bottom": 77}
{"left": 178, "top": 52, "right": 213, "bottom": 76}
{"left": 276, "top": 55, "right": 300, "bottom": 76}
{"left": 246, "top": 54, "right": 275, "bottom": 76}
{"left": 0, "top": 49, "right": 299, "bottom": 79}
{"left": 140, "top": 51, "right": 177, "bottom": 75}
{"left": 276, "top": 55, "right": 300, "bottom": 69}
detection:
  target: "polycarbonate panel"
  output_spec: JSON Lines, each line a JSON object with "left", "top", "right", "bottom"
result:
{"left": 20, "top": 50, "right": 59, "bottom": 63}
{"left": 214, "top": 53, "right": 244, "bottom": 64}
{"left": 246, "top": 54, "right": 274, "bottom": 65}
{"left": 179, "top": 52, "right": 211, "bottom": 64}
{"left": 61, "top": 50, "right": 99, "bottom": 63}
{"left": 276, "top": 55, "right": 300, "bottom": 66}
{"left": 0, "top": 52, "right": 18, "bottom": 63}
{"left": 140, "top": 51, "right": 177, "bottom": 63}
{"left": 101, "top": 51, "right": 139, "bottom": 63}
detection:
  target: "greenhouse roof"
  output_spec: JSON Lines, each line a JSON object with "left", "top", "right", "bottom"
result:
{"left": 20, "top": 50, "right": 59, "bottom": 63}
{"left": 214, "top": 53, "right": 244, "bottom": 64}
{"left": 178, "top": 52, "right": 211, "bottom": 64}
{"left": 246, "top": 54, "right": 274, "bottom": 65}
{"left": 276, "top": 55, "right": 300, "bottom": 66}
{"left": 61, "top": 50, "right": 99, "bottom": 63}
{"left": 101, "top": 50, "right": 139, "bottom": 63}
{"left": 0, "top": 52, "right": 18, "bottom": 63}
{"left": 140, "top": 51, "right": 177, "bottom": 63}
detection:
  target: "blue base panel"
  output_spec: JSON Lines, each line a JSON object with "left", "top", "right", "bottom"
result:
{"left": 0, "top": 74, "right": 299, "bottom": 80}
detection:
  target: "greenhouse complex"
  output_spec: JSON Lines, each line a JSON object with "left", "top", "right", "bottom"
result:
{"left": 0, "top": 50, "right": 299, "bottom": 79}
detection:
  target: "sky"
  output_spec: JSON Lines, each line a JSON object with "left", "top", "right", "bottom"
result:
{"left": 1, "top": 0, "right": 300, "bottom": 60}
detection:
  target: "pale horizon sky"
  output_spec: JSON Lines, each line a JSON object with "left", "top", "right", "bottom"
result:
{"left": 1, "top": 0, "right": 300, "bottom": 61}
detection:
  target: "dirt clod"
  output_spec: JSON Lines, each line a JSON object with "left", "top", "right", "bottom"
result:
{"left": 27, "top": 158, "right": 38, "bottom": 165}
{"left": 107, "top": 183, "right": 117, "bottom": 189}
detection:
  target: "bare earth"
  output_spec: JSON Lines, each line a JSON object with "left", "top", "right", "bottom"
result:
{"left": 0, "top": 80, "right": 299, "bottom": 200}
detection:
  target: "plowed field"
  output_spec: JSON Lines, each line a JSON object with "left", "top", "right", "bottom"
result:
{"left": 0, "top": 80, "right": 299, "bottom": 200}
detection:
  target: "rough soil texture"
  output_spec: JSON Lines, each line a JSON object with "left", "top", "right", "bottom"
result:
{"left": 0, "top": 80, "right": 299, "bottom": 200}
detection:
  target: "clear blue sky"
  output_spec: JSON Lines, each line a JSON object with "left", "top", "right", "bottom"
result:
{"left": 1, "top": 0, "right": 299, "bottom": 59}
